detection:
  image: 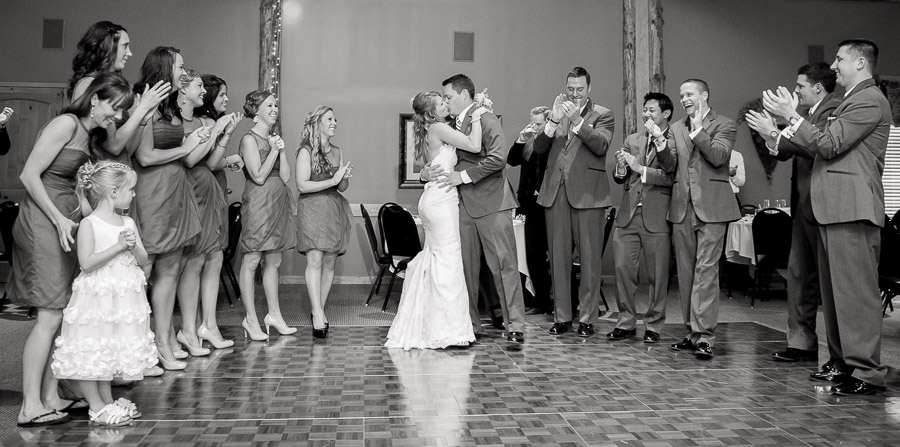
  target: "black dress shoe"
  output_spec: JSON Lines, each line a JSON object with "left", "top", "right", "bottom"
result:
{"left": 577, "top": 323, "right": 594, "bottom": 337}
{"left": 831, "top": 378, "right": 886, "bottom": 396}
{"left": 525, "top": 307, "right": 548, "bottom": 315}
{"left": 694, "top": 342, "right": 713, "bottom": 359}
{"left": 772, "top": 348, "right": 817, "bottom": 363}
{"left": 670, "top": 339, "right": 696, "bottom": 351}
{"left": 643, "top": 330, "right": 660, "bottom": 343}
{"left": 606, "top": 328, "right": 636, "bottom": 340}
{"left": 491, "top": 315, "right": 504, "bottom": 330}
{"left": 507, "top": 332, "right": 525, "bottom": 343}
{"left": 548, "top": 322, "right": 572, "bottom": 335}
{"left": 810, "top": 363, "right": 850, "bottom": 383}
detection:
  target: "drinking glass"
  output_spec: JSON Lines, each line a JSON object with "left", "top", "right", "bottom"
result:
{"left": 762, "top": 199, "right": 771, "bottom": 209}
{"left": 776, "top": 199, "right": 787, "bottom": 208}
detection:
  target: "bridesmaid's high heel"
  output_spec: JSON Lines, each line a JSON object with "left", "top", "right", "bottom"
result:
{"left": 264, "top": 314, "right": 298, "bottom": 336}
{"left": 311, "top": 313, "right": 328, "bottom": 339}
{"left": 242, "top": 317, "right": 269, "bottom": 341}
{"left": 176, "top": 330, "right": 211, "bottom": 357}
{"left": 198, "top": 324, "right": 235, "bottom": 349}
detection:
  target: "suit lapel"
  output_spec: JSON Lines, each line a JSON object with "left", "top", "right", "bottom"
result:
{"left": 458, "top": 105, "right": 475, "bottom": 133}
{"left": 564, "top": 98, "right": 594, "bottom": 151}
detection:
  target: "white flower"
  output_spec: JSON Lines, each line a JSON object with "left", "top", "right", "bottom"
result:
{"left": 474, "top": 88, "right": 493, "bottom": 112}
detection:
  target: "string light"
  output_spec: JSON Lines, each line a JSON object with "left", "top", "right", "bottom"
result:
{"left": 264, "top": 0, "right": 283, "bottom": 133}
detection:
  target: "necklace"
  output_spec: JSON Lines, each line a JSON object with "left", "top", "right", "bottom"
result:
{"left": 181, "top": 115, "right": 194, "bottom": 122}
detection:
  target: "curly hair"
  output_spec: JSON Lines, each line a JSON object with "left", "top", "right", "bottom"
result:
{"left": 299, "top": 105, "right": 335, "bottom": 175}
{"left": 196, "top": 75, "right": 227, "bottom": 120}
{"left": 411, "top": 91, "right": 442, "bottom": 165}
{"left": 242, "top": 89, "right": 273, "bottom": 119}
{"left": 68, "top": 21, "right": 127, "bottom": 100}
{"left": 75, "top": 160, "right": 136, "bottom": 212}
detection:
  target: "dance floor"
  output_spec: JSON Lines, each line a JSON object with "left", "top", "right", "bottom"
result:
{"left": 2, "top": 284, "right": 900, "bottom": 446}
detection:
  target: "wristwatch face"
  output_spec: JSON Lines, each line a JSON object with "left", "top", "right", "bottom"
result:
{"left": 789, "top": 116, "right": 799, "bottom": 126}
{"left": 769, "top": 130, "right": 778, "bottom": 138}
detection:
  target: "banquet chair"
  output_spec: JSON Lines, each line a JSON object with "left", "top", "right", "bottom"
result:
{"left": 377, "top": 203, "right": 422, "bottom": 312}
{"left": 571, "top": 207, "right": 616, "bottom": 314}
{"left": 740, "top": 204, "right": 758, "bottom": 216}
{"left": 0, "top": 201, "right": 19, "bottom": 307}
{"left": 749, "top": 207, "right": 792, "bottom": 307}
{"left": 361, "top": 204, "right": 392, "bottom": 306}
{"left": 892, "top": 209, "right": 900, "bottom": 230}
{"left": 878, "top": 215, "right": 900, "bottom": 315}
{"left": 219, "top": 202, "right": 242, "bottom": 305}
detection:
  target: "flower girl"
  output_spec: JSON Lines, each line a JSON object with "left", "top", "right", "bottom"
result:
{"left": 51, "top": 161, "right": 158, "bottom": 426}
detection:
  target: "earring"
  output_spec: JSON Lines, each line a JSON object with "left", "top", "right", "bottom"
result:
{"left": 182, "top": 97, "right": 187, "bottom": 105}
{"left": 90, "top": 104, "right": 95, "bottom": 118}
{"left": 253, "top": 116, "right": 258, "bottom": 123}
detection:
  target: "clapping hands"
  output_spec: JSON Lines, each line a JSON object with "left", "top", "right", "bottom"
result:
{"left": 0, "top": 107, "right": 13, "bottom": 126}
{"left": 268, "top": 135, "right": 286, "bottom": 153}
{"left": 643, "top": 118, "right": 664, "bottom": 139}
{"left": 615, "top": 148, "right": 640, "bottom": 172}
{"left": 762, "top": 86, "right": 799, "bottom": 120}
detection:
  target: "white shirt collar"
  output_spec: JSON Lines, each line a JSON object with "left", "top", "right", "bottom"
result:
{"left": 808, "top": 97, "right": 825, "bottom": 116}
{"left": 457, "top": 103, "right": 475, "bottom": 124}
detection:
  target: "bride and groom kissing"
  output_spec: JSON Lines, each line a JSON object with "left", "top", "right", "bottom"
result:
{"left": 384, "top": 74, "right": 526, "bottom": 350}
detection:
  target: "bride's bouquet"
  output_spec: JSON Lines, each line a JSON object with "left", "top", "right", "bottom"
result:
{"left": 474, "top": 88, "right": 493, "bottom": 112}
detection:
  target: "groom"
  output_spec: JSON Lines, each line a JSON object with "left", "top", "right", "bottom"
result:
{"left": 424, "top": 73, "right": 526, "bottom": 343}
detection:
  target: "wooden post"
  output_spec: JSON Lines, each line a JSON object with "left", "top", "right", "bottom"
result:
{"left": 259, "top": 0, "right": 282, "bottom": 135}
{"left": 623, "top": 0, "right": 637, "bottom": 137}
{"left": 623, "top": 0, "right": 664, "bottom": 137}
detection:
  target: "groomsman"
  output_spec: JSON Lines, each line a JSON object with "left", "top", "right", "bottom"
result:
{"left": 762, "top": 39, "right": 890, "bottom": 395}
{"left": 609, "top": 93, "right": 676, "bottom": 343}
{"left": 507, "top": 106, "right": 552, "bottom": 314}
{"left": 533, "top": 66, "right": 615, "bottom": 337}
{"left": 746, "top": 62, "right": 840, "bottom": 364}
{"left": 667, "top": 79, "right": 740, "bottom": 359}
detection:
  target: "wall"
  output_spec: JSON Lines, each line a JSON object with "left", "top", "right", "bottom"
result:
{"left": 276, "top": 0, "right": 624, "bottom": 281}
{"left": 663, "top": 0, "right": 900, "bottom": 210}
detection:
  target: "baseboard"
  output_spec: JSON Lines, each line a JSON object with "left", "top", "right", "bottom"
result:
{"left": 281, "top": 276, "right": 373, "bottom": 285}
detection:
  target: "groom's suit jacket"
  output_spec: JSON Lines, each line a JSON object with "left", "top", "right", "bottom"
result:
{"left": 455, "top": 108, "right": 519, "bottom": 218}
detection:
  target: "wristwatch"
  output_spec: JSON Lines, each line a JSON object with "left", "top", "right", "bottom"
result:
{"left": 769, "top": 130, "right": 778, "bottom": 139}
{"left": 789, "top": 115, "right": 801, "bottom": 126}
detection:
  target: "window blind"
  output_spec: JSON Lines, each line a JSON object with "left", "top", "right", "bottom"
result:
{"left": 883, "top": 125, "right": 900, "bottom": 217}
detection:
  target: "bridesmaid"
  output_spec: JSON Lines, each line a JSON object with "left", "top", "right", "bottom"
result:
{"left": 296, "top": 106, "right": 352, "bottom": 338}
{"left": 195, "top": 74, "right": 243, "bottom": 348}
{"left": 68, "top": 20, "right": 170, "bottom": 161}
{"left": 10, "top": 73, "right": 134, "bottom": 427}
{"left": 238, "top": 90, "right": 297, "bottom": 340}
{"left": 131, "top": 47, "right": 208, "bottom": 370}
{"left": 177, "top": 69, "right": 240, "bottom": 351}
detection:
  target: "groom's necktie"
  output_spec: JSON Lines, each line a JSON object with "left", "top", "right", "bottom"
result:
{"left": 455, "top": 115, "right": 463, "bottom": 131}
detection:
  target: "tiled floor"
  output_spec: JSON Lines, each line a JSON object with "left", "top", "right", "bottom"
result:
{"left": 2, "top": 318, "right": 899, "bottom": 446}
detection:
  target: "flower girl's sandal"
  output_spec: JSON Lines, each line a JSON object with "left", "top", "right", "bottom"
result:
{"left": 114, "top": 398, "right": 142, "bottom": 419}
{"left": 89, "top": 404, "right": 133, "bottom": 427}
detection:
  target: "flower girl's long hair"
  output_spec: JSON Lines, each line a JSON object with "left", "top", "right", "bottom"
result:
{"left": 411, "top": 91, "right": 442, "bottom": 166}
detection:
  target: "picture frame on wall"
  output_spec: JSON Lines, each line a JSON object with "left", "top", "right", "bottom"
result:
{"left": 398, "top": 113, "right": 423, "bottom": 189}
{"left": 878, "top": 75, "right": 900, "bottom": 126}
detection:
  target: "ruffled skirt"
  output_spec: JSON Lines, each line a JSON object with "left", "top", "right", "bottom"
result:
{"left": 51, "top": 256, "right": 158, "bottom": 381}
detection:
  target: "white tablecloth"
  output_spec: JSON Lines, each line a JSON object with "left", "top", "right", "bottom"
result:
{"left": 412, "top": 216, "right": 533, "bottom": 294}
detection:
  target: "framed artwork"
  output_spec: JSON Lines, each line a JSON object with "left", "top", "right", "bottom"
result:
{"left": 878, "top": 75, "right": 900, "bottom": 126}
{"left": 398, "top": 113, "right": 422, "bottom": 189}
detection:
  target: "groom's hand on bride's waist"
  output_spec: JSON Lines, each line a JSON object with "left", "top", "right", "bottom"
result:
{"left": 438, "top": 172, "right": 463, "bottom": 191}
{"left": 420, "top": 163, "right": 449, "bottom": 182}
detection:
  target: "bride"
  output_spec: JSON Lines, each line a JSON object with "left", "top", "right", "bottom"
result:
{"left": 385, "top": 91, "right": 487, "bottom": 350}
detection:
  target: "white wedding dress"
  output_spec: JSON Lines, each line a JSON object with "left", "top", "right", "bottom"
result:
{"left": 385, "top": 144, "right": 476, "bottom": 350}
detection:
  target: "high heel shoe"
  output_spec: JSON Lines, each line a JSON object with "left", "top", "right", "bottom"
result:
{"left": 157, "top": 351, "right": 186, "bottom": 371}
{"left": 171, "top": 342, "right": 188, "bottom": 360}
{"left": 241, "top": 317, "right": 269, "bottom": 341}
{"left": 198, "top": 324, "right": 235, "bottom": 349}
{"left": 176, "top": 330, "right": 211, "bottom": 357}
{"left": 264, "top": 314, "right": 298, "bottom": 336}
{"left": 311, "top": 313, "right": 328, "bottom": 339}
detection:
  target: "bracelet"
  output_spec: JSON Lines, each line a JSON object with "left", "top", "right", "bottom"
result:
{"left": 216, "top": 143, "right": 227, "bottom": 149}
{"left": 550, "top": 119, "right": 560, "bottom": 124}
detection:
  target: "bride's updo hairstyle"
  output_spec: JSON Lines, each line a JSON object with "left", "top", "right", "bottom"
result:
{"left": 411, "top": 91, "right": 442, "bottom": 165}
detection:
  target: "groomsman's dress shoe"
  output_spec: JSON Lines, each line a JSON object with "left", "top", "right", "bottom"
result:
{"left": 831, "top": 378, "right": 886, "bottom": 396}
{"left": 577, "top": 323, "right": 594, "bottom": 337}
{"left": 643, "top": 330, "right": 660, "bottom": 343}
{"left": 670, "top": 339, "right": 696, "bottom": 351}
{"left": 772, "top": 348, "right": 817, "bottom": 363}
{"left": 507, "top": 332, "right": 525, "bottom": 343}
{"left": 548, "top": 322, "right": 572, "bottom": 335}
{"left": 810, "top": 363, "right": 850, "bottom": 383}
{"left": 492, "top": 315, "right": 505, "bottom": 330}
{"left": 525, "top": 306, "right": 549, "bottom": 315}
{"left": 694, "top": 342, "right": 713, "bottom": 359}
{"left": 606, "top": 328, "right": 636, "bottom": 340}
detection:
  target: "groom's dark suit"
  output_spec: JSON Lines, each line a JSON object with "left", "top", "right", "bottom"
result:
{"left": 455, "top": 106, "right": 526, "bottom": 334}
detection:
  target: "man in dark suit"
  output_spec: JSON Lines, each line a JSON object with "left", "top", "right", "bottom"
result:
{"left": 432, "top": 73, "right": 526, "bottom": 343}
{"left": 763, "top": 39, "right": 890, "bottom": 395}
{"left": 666, "top": 79, "right": 740, "bottom": 359}
{"left": 608, "top": 92, "right": 676, "bottom": 343}
{"left": 0, "top": 107, "right": 12, "bottom": 156}
{"left": 533, "top": 66, "right": 615, "bottom": 337}
{"left": 746, "top": 63, "right": 840, "bottom": 364}
{"left": 507, "top": 106, "right": 552, "bottom": 314}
